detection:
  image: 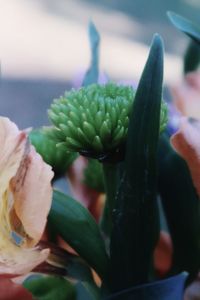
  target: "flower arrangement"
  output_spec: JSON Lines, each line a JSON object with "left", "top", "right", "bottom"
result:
{"left": 1, "top": 11, "right": 200, "bottom": 300}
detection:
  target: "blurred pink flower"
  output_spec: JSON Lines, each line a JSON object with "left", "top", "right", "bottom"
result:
{"left": 171, "top": 117, "right": 200, "bottom": 198}
{"left": 0, "top": 117, "right": 53, "bottom": 276}
{"left": 67, "top": 156, "right": 104, "bottom": 222}
{"left": 171, "top": 72, "right": 200, "bottom": 119}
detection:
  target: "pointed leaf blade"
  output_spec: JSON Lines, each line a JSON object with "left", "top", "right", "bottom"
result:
{"left": 83, "top": 21, "right": 100, "bottom": 86}
{"left": 168, "top": 11, "right": 200, "bottom": 44}
{"left": 110, "top": 34, "right": 164, "bottom": 291}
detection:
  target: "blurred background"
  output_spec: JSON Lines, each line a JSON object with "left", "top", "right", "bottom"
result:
{"left": 0, "top": 0, "right": 199, "bottom": 129}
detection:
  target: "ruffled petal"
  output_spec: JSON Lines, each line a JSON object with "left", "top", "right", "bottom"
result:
{"left": 10, "top": 146, "right": 54, "bottom": 246}
{"left": 0, "top": 117, "right": 26, "bottom": 208}
{"left": 0, "top": 234, "right": 49, "bottom": 275}
{"left": 0, "top": 117, "right": 53, "bottom": 275}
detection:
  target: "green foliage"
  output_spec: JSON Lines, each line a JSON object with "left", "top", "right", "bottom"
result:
{"left": 158, "top": 134, "right": 200, "bottom": 280}
{"left": 110, "top": 34, "right": 164, "bottom": 292}
{"left": 24, "top": 276, "right": 76, "bottom": 300}
{"left": 29, "top": 128, "right": 77, "bottom": 178}
{"left": 167, "top": 11, "right": 200, "bottom": 44}
{"left": 100, "top": 163, "right": 118, "bottom": 236}
{"left": 48, "top": 190, "right": 109, "bottom": 282}
{"left": 83, "top": 21, "right": 100, "bottom": 86}
{"left": 184, "top": 40, "right": 200, "bottom": 74}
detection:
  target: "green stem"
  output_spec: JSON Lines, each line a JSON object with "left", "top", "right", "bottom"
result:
{"left": 100, "top": 163, "right": 118, "bottom": 237}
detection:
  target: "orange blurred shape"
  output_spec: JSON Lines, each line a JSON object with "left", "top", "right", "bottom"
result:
{"left": 154, "top": 231, "right": 173, "bottom": 277}
{"left": 0, "top": 278, "right": 33, "bottom": 300}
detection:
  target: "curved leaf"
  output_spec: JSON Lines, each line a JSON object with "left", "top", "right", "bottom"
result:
{"left": 184, "top": 40, "right": 200, "bottom": 74}
{"left": 48, "top": 190, "right": 109, "bottom": 281}
{"left": 24, "top": 276, "right": 76, "bottom": 300}
{"left": 167, "top": 11, "right": 200, "bottom": 44}
{"left": 105, "top": 273, "right": 187, "bottom": 300}
{"left": 158, "top": 134, "right": 200, "bottom": 279}
{"left": 83, "top": 21, "right": 100, "bottom": 86}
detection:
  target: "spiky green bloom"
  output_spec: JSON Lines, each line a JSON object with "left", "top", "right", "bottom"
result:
{"left": 29, "top": 128, "right": 77, "bottom": 178}
{"left": 48, "top": 82, "right": 168, "bottom": 155}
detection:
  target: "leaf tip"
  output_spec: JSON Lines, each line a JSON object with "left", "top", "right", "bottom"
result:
{"left": 88, "top": 20, "right": 100, "bottom": 42}
{"left": 150, "top": 34, "right": 164, "bottom": 61}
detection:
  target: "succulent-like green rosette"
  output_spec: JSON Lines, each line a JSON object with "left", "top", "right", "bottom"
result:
{"left": 48, "top": 82, "right": 168, "bottom": 159}
{"left": 29, "top": 128, "right": 77, "bottom": 178}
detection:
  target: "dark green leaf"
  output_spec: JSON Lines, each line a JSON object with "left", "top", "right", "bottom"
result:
{"left": 24, "top": 276, "right": 76, "bottom": 300}
{"left": 76, "top": 281, "right": 101, "bottom": 300}
{"left": 110, "top": 34, "right": 164, "bottom": 292}
{"left": 48, "top": 190, "right": 109, "bottom": 281}
{"left": 158, "top": 134, "right": 200, "bottom": 280}
{"left": 167, "top": 11, "right": 200, "bottom": 44}
{"left": 184, "top": 40, "right": 200, "bottom": 74}
{"left": 83, "top": 21, "right": 100, "bottom": 86}
{"left": 35, "top": 241, "right": 94, "bottom": 282}
{"left": 100, "top": 163, "right": 118, "bottom": 237}
{"left": 105, "top": 273, "right": 187, "bottom": 300}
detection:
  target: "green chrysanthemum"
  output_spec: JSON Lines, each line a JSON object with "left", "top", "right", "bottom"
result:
{"left": 48, "top": 82, "right": 168, "bottom": 156}
{"left": 29, "top": 128, "right": 77, "bottom": 178}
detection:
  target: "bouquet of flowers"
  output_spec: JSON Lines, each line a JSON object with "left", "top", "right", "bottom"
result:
{"left": 1, "top": 11, "right": 200, "bottom": 300}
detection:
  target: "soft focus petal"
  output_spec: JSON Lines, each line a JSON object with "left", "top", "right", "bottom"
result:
{"left": 0, "top": 240, "right": 49, "bottom": 275}
{"left": 171, "top": 117, "right": 200, "bottom": 197}
{"left": 67, "top": 156, "right": 104, "bottom": 221}
{"left": 171, "top": 72, "right": 200, "bottom": 119}
{"left": 10, "top": 146, "right": 54, "bottom": 246}
{"left": 154, "top": 231, "right": 173, "bottom": 277}
{"left": 0, "top": 278, "right": 33, "bottom": 300}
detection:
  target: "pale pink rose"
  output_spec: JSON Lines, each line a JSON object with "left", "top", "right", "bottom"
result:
{"left": 0, "top": 117, "right": 54, "bottom": 276}
{"left": 171, "top": 117, "right": 200, "bottom": 197}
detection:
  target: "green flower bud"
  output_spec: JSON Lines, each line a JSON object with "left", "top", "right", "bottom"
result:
{"left": 29, "top": 128, "right": 77, "bottom": 178}
{"left": 48, "top": 82, "right": 168, "bottom": 157}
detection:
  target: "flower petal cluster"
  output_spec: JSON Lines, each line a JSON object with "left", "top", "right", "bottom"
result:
{"left": 0, "top": 117, "right": 54, "bottom": 275}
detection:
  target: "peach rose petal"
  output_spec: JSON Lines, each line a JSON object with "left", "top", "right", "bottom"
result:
{"left": 171, "top": 117, "right": 200, "bottom": 197}
{"left": 0, "top": 117, "right": 54, "bottom": 275}
{"left": 0, "top": 245, "right": 50, "bottom": 276}
{"left": 10, "top": 146, "right": 54, "bottom": 246}
{"left": 0, "top": 117, "right": 26, "bottom": 203}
